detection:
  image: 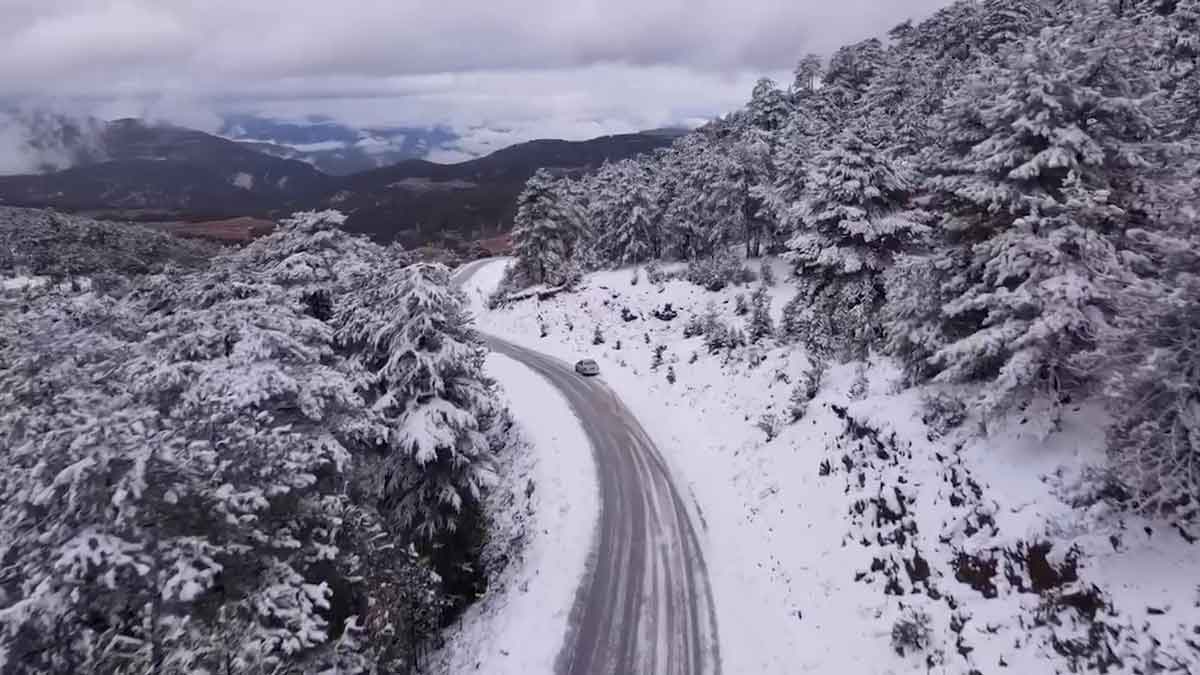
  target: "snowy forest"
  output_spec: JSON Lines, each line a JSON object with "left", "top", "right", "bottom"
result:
{"left": 505, "top": 0, "right": 1200, "bottom": 524}
{"left": 4, "top": 0, "right": 1200, "bottom": 672}
{"left": 0, "top": 209, "right": 509, "bottom": 672}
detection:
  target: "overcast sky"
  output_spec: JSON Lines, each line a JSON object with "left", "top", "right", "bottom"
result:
{"left": 0, "top": 0, "right": 951, "bottom": 153}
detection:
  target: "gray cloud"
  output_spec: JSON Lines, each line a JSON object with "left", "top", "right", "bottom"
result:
{"left": 0, "top": 0, "right": 951, "bottom": 164}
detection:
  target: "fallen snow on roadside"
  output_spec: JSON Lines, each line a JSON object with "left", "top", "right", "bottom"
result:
{"left": 432, "top": 351, "right": 599, "bottom": 675}
{"left": 459, "top": 258, "right": 510, "bottom": 316}
{"left": 469, "top": 257, "right": 1200, "bottom": 674}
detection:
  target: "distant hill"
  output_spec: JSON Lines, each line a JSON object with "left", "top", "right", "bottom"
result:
{"left": 219, "top": 113, "right": 460, "bottom": 176}
{"left": 0, "top": 118, "right": 680, "bottom": 247}
{"left": 0, "top": 119, "right": 330, "bottom": 215}
{"left": 324, "top": 133, "right": 677, "bottom": 246}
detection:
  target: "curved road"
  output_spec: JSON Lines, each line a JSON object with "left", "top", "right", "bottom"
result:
{"left": 454, "top": 260, "right": 721, "bottom": 675}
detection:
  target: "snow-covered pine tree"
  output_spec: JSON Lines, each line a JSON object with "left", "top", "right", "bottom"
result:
{"left": 748, "top": 78, "right": 793, "bottom": 132}
{"left": 822, "top": 38, "right": 886, "bottom": 108}
{"left": 130, "top": 271, "right": 381, "bottom": 671}
{"left": 335, "top": 262, "right": 499, "bottom": 540}
{"left": 748, "top": 285, "right": 775, "bottom": 343}
{"left": 235, "top": 209, "right": 392, "bottom": 320}
{"left": 510, "top": 169, "right": 581, "bottom": 285}
{"left": 912, "top": 14, "right": 1156, "bottom": 425}
{"left": 785, "top": 130, "right": 927, "bottom": 358}
{"left": 978, "top": 0, "right": 1050, "bottom": 54}
{"left": 1162, "top": 0, "right": 1200, "bottom": 77}
{"left": 791, "top": 53, "right": 823, "bottom": 98}
{"left": 1164, "top": 0, "right": 1200, "bottom": 138}
{"left": 888, "top": 0, "right": 986, "bottom": 137}
{"left": 663, "top": 135, "right": 719, "bottom": 260}
{"left": 861, "top": 22, "right": 944, "bottom": 156}
{"left": 734, "top": 128, "right": 776, "bottom": 257}
{"left": 759, "top": 111, "right": 828, "bottom": 249}
{"left": 0, "top": 272, "right": 383, "bottom": 673}
{"left": 1103, "top": 230, "right": 1200, "bottom": 522}
{"left": 606, "top": 160, "right": 661, "bottom": 265}
{"left": 904, "top": 0, "right": 983, "bottom": 64}
{"left": 677, "top": 137, "right": 752, "bottom": 259}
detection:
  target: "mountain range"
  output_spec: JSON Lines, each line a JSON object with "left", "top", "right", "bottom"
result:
{"left": 0, "top": 115, "right": 685, "bottom": 246}
{"left": 219, "top": 114, "right": 461, "bottom": 176}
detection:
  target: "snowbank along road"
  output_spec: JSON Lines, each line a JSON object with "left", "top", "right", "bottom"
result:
{"left": 453, "top": 259, "right": 722, "bottom": 675}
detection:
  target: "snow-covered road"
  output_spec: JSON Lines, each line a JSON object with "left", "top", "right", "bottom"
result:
{"left": 453, "top": 260, "right": 722, "bottom": 675}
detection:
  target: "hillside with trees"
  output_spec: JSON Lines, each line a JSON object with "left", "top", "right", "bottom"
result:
{"left": 0, "top": 209, "right": 512, "bottom": 673}
{"left": 503, "top": 0, "right": 1200, "bottom": 525}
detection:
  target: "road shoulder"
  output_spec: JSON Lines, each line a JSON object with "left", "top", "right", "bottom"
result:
{"left": 431, "top": 352, "right": 599, "bottom": 675}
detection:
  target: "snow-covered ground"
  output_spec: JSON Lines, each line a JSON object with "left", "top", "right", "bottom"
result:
{"left": 0, "top": 275, "right": 50, "bottom": 291}
{"left": 457, "top": 257, "right": 1199, "bottom": 674}
{"left": 433, "top": 352, "right": 599, "bottom": 674}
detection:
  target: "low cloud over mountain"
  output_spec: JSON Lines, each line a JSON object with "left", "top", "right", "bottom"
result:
{"left": 0, "top": 1, "right": 951, "bottom": 148}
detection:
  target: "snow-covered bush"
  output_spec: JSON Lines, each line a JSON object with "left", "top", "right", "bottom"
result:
{"left": 759, "top": 259, "right": 777, "bottom": 286}
{"left": 789, "top": 359, "right": 826, "bottom": 422}
{"left": 685, "top": 249, "right": 755, "bottom": 291}
{"left": 920, "top": 391, "right": 969, "bottom": 439}
{"left": 652, "top": 303, "right": 679, "bottom": 321}
{"left": 703, "top": 320, "right": 733, "bottom": 354}
{"left": 890, "top": 607, "right": 933, "bottom": 656}
{"left": 881, "top": 253, "right": 954, "bottom": 383}
{"left": 849, "top": 362, "right": 870, "bottom": 401}
{"left": 747, "top": 285, "right": 775, "bottom": 343}
{"left": 652, "top": 344, "right": 667, "bottom": 370}
{"left": 734, "top": 292, "right": 749, "bottom": 315}
{"left": 757, "top": 413, "right": 781, "bottom": 441}
{"left": 645, "top": 259, "right": 666, "bottom": 284}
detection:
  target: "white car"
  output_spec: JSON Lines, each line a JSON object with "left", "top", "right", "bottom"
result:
{"left": 574, "top": 359, "right": 600, "bottom": 376}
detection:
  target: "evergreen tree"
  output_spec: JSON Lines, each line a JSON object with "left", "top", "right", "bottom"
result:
{"left": 760, "top": 112, "right": 826, "bottom": 244}
{"left": 236, "top": 209, "right": 394, "bottom": 319}
{"left": 785, "top": 131, "right": 927, "bottom": 357}
{"left": 748, "top": 78, "right": 793, "bottom": 132}
{"left": 608, "top": 161, "right": 661, "bottom": 264}
{"left": 979, "top": 0, "right": 1050, "bottom": 54}
{"left": 335, "top": 262, "right": 499, "bottom": 539}
{"left": 1104, "top": 231, "right": 1200, "bottom": 522}
{"left": 510, "top": 170, "right": 582, "bottom": 285}
{"left": 823, "top": 39, "right": 886, "bottom": 107}
{"left": 0, "top": 276, "right": 382, "bottom": 672}
{"left": 1164, "top": 0, "right": 1200, "bottom": 137}
{"left": 791, "top": 53, "right": 823, "bottom": 98}
{"left": 911, "top": 16, "right": 1156, "bottom": 423}
{"left": 748, "top": 285, "right": 775, "bottom": 343}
